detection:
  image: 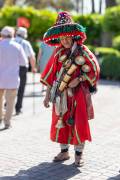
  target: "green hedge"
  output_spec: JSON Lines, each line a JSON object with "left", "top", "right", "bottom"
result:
{"left": 95, "top": 47, "right": 120, "bottom": 80}
{"left": 112, "top": 35, "right": 120, "bottom": 51}
{"left": 0, "top": 6, "right": 56, "bottom": 54}
{"left": 0, "top": 6, "right": 56, "bottom": 41}
{"left": 103, "top": 5, "right": 120, "bottom": 35}
{"left": 101, "top": 55, "right": 120, "bottom": 80}
{"left": 95, "top": 47, "right": 120, "bottom": 57}
{"left": 74, "top": 14, "right": 103, "bottom": 45}
{"left": 0, "top": 6, "right": 103, "bottom": 47}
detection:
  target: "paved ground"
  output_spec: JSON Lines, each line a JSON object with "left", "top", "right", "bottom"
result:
{"left": 0, "top": 72, "right": 120, "bottom": 180}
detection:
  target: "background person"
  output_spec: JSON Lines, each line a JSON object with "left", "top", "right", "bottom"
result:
{"left": 0, "top": 26, "right": 27, "bottom": 129}
{"left": 15, "top": 27, "right": 36, "bottom": 115}
{"left": 41, "top": 11, "right": 100, "bottom": 166}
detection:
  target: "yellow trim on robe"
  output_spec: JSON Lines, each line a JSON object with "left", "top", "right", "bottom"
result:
{"left": 75, "top": 125, "right": 81, "bottom": 144}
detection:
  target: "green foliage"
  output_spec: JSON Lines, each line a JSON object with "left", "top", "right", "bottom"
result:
{"left": 95, "top": 47, "right": 120, "bottom": 57}
{"left": 95, "top": 47, "right": 120, "bottom": 80}
{"left": 86, "top": 45, "right": 95, "bottom": 52}
{"left": 101, "top": 55, "right": 120, "bottom": 80}
{"left": 112, "top": 35, "right": 120, "bottom": 51}
{"left": 103, "top": 5, "right": 120, "bottom": 35}
{"left": 0, "top": 6, "right": 103, "bottom": 52}
{"left": 0, "top": 6, "right": 56, "bottom": 54}
{"left": 74, "top": 14, "right": 103, "bottom": 45}
{"left": 0, "top": 6, "right": 56, "bottom": 40}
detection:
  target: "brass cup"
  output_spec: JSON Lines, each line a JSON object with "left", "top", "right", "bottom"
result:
{"left": 75, "top": 56, "right": 85, "bottom": 65}
{"left": 82, "top": 64, "right": 91, "bottom": 72}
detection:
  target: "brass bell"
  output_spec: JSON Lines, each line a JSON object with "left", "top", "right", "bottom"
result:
{"left": 82, "top": 64, "right": 91, "bottom": 72}
{"left": 75, "top": 56, "right": 85, "bottom": 65}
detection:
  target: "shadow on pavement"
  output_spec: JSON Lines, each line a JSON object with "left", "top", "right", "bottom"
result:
{"left": 0, "top": 162, "right": 81, "bottom": 180}
{"left": 107, "top": 173, "right": 120, "bottom": 180}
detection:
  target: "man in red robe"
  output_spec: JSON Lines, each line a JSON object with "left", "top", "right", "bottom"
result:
{"left": 41, "top": 11, "right": 100, "bottom": 167}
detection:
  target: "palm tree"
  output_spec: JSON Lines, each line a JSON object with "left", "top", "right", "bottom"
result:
{"left": 75, "top": 0, "right": 80, "bottom": 13}
{"left": 91, "top": 0, "right": 95, "bottom": 13}
{"left": 99, "top": 0, "right": 102, "bottom": 14}
{"left": 73, "top": 0, "right": 85, "bottom": 14}
{"left": 0, "top": 0, "right": 4, "bottom": 8}
{"left": 81, "top": 0, "right": 84, "bottom": 14}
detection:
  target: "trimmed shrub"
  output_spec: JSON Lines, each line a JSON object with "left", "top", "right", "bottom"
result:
{"left": 103, "top": 5, "right": 120, "bottom": 35}
{"left": 0, "top": 6, "right": 56, "bottom": 40}
{"left": 0, "top": 6, "right": 104, "bottom": 47}
{"left": 0, "top": 6, "right": 56, "bottom": 55}
{"left": 74, "top": 14, "right": 103, "bottom": 45}
{"left": 86, "top": 45, "right": 95, "bottom": 52}
{"left": 112, "top": 35, "right": 120, "bottom": 51}
{"left": 101, "top": 55, "right": 120, "bottom": 80}
{"left": 95, "top": 47, "right": 120, "bottom": 80}
{"left": 95, "top": 47, "right": 120, "bottom": 58}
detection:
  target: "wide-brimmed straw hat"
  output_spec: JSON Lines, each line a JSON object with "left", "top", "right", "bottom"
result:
{"left": 43, "top": 11, "right": 86, "bottom": 46}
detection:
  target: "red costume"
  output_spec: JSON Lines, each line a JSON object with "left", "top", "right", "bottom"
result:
{"left": 41, "top": 44, "right": 100, "bottom": 145}
{"left": 41, "top": 11, "right": 100, "bottom": 146}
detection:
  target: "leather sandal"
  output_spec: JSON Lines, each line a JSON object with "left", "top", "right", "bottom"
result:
{"left": 53, "top": 152, "right": 70, "bottom": 162}
{"left": 75, "top": 153, "right": 84, "bottom": 167}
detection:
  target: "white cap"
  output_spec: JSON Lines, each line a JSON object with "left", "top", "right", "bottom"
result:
{"left": 1, "top": 26, "right": 15, "bottom": 37}
{"left": 16, "top": 27, "right": 28, "bottom": 39}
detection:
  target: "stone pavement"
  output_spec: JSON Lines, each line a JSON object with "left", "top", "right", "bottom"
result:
{"left": 0, "top": 72, "right": 120, "bottom": 180}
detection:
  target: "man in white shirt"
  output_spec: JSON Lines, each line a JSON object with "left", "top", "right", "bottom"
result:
{"left": 15, "top": 27, "right": 36, "bottom": 115}
{"left": 0, "top": 26, "right": 27, "bottom": 129}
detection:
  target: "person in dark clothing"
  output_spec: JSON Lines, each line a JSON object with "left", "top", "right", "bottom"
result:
{"left": 15, "top": 27, "right": 36, "bottom": 115}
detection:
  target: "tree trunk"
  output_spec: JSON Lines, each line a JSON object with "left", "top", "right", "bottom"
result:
{"left": 91, "top": 0, "right": 95, "bottom": 13}
{"left": 75, "top": 0, "right": 80, "bottom": 13}
{"left": 101, "top": 31, "right": 113, "bottom": 47}
{"left": 0, "top": 0, "right": 4, "bottom": 7}
{"left": 105, "top": 0, "right": 117, "bottom": 8}
{"left": 99, "top": 0, "right": 102, "bottom": 14}
{"left": 81, "top": 0, "right": 84, "bottom": 15}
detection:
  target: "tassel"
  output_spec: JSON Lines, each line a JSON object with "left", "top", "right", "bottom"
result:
{"left": 55, "top": 116, "right": 64, "bottom": 129}
{"left": 67, "top": 117, "right": 74, "bottom": 126}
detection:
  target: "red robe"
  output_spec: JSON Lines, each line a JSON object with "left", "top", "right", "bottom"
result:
{"left": 41, "top": 44, "right": 100, "bottom": 145}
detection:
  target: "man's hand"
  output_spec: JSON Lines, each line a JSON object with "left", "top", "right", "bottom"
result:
{"left": 43, "top": 97, "right": 50, "bottom": 108}
{"left": 43, "top": 86, "right": 51, "bottom": 108}
{"left": 31, "top": 67, "right": 37, "bottom": 73}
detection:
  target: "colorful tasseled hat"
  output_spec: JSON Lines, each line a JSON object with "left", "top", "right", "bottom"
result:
{"left": 43, "top": 11, "right": 87, "bottom": 46}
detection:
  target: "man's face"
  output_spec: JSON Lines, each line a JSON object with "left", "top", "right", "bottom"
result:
{"left": 60, "top": 36, "right": 73, "bottom": 48}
